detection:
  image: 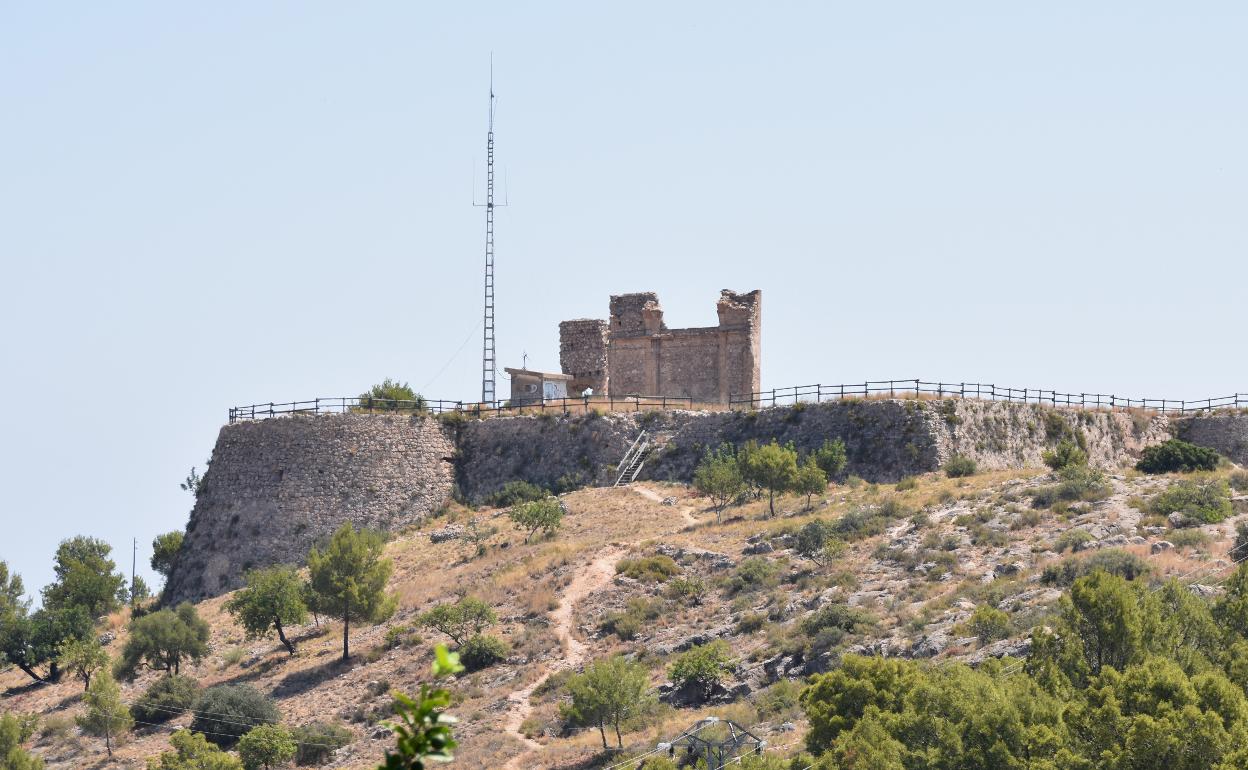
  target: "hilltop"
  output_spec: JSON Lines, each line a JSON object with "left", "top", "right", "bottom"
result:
{"left": 6, "top": 451, "right": 1248, "bottom": 768}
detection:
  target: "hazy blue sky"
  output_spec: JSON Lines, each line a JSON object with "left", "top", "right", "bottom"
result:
{"left": 2, "top": 3, "right": 1245, "bottom": 600}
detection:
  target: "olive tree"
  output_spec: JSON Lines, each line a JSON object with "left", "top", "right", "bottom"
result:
{"left": 225, "top": 565, "right": 308, "bottom": 655}
{"left": 115, "top": 603, "right": 209, "bottom": 679}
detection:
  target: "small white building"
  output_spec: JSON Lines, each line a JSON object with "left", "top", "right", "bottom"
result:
{"left": 505, "top": 368, "right": 573, "bottom": 405}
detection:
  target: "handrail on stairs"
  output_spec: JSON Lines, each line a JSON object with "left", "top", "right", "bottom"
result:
{"left": 614, "top": 430, "right": 650, "bottom": 487}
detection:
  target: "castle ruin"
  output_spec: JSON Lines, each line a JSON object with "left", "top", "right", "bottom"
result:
{"left": 558, "top": 289, "right": 761, "bottom": 404}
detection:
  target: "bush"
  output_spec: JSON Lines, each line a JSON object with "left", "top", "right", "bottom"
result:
{"left": 191, "top": 685, "right": 280, "bottom": 747}
{"left": 728, "top": 557, "right": 781, "bottom": 595}
{"left": 1149, "top": 478, "right": 1233, "bottom": 524}
{"left": 944, "top": 455, "right": 978, "bottom": 478}
{"left": 1043, "top": 439, "right": 1088, "bottom": 471}
{"left": 663, "top": 577, "right": 707, "bottom": 606}
{"left": 1041, "top": 549, "right": 1150, "bottom": 586}
{"left": 358, "top": 379, "right": 425, "bottom": 412}
{"left": 1030, "top": 466, "right": 1112, "bottom": 509}
{"left": 615, "top": 555, "right": 680, "bottom": 583}
{"left": 1135, "top": 439, "right": 1222, "bottom": 474}
{"left": 1231, "top": 470, "right": 1248, "bottom": 492}
{"left": 1168, "top": 528, "right": 1210, "bottom": 550}
{"left": 1233, "top": 521, "right": 1248, "bottom": 561}
{"left": 798, "top": 602, "right": 873, "bottom": 654}
{"left": 600, "top": 598, "right": 662, "bottom": 640}
{"left": 895, "top": 476, "right": 918, "bottom": 491}
{"left": 131, "top": 675, "right": 199, "bottom": 724}
{"left": 458, "top": 634, "right": 508, "bottom": 671}
{"left": 812, "top": 439, "right": 848, "bottom": 479}
{"left": 291, "top": 722, "right": 353, "bottom": 766}
{"left": 967, "top": 605, "right": 1010, "bottom": 642}
{"left": 668, "top": 640, "right": 734, "bottom": 700}
{"left": 1054, "top": 528, "right": 1094, "bottom": 553}
{"left": 238, "top": 724, "right": 296, "bottom": 770}
{"left": 487, "top": 481, "right": 548, "bottom": 508}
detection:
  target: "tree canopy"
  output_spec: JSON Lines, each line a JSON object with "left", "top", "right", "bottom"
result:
{"left": 115, "top": 603, "right": 210, "bottom": 679}
{"left": 307, "top": 524, "right": 396, "bottom": 661}
{"left": 225, "top": 565, "right": 308, "bottom": 655}
{"left": 41, "top": 536, "right": 126, "bottom": 618}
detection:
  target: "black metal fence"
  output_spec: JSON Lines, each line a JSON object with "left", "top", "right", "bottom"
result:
{"left": 230, "top": 380, "right": 1247, "bottom": 423}
{"left": 228, "top": 394, "right": 702, "bottom": 423}
{"left": 728, "top": 379, "right": 1248, "bottom": 414}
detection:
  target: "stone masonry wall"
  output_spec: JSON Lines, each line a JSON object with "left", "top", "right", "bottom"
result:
{"left": 163, "top": 414, "right": 455, "bottom": 604}
{"left": 169, "top": 401, "right": 1246, "bottom": 602}
{"left": 558, "top": 319, "right": 610, "bottom": 395}
{"left": 570, "top": 289, "right": 761, "bottom": 403}
{"left": 1176, "top": 411, "right": 1248, "bottom": 465}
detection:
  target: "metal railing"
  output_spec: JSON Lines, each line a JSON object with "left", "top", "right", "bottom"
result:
{"left": 728, "top": 379, "right": 1248, "bottom": 414}
{"left": 228, "top": 394, "right": 705, "bottom": 424}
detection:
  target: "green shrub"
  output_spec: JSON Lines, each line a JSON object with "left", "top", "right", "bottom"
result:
{"left": 798, "top": 603, "right": 873, "bottom": 653}
{"left": 238, "top": 724, "right": 296, "bottom": 770}
{"left": 358, "top": 379, "right": 425, "bottom": 412}
{"left": 291, "top": 722, "right": 353, "bottom": 766}
{"left": 1040, "top": 549, "right": 1150, "bottom": 586}
{"left": 812, "top": 439, "right": 848, "bottom": 479}
{"left": 191, "top": 685, "right": 280, "bottom": 747}
{"left": 663, "top": 577, "right": 707, "bottom": 606}
{"left": 895, "top": 476, "right": 918, "bottom": 491}
{"left": 131, "top": 675, "right": 199, "bottom": 724}
{"left": 600, "top": 598, "right": 662, "bottom": 640}
{"left": 668, "top": 640, "right": 734, "bottom": 700}
{"left": 1149, "top": 478, "right": 1233, "bottom": 524}
{"left": 1043, "top": 439, "right": 1088, "bottom": 471}
{"left": 1233, "top": 521, "right": 1248, "bottom": 561}
{"left": 1030, "top": 466, "right": 1112, "bottom": 509}
{"left": 1053, "top": 528, "right": 1094, "bottom": 553}
{"left": 1231, "top": 470, "right": 1248, "bottom": 492}
{"left": 615, "top": 555, "right": 680, "bottom": 583}
{"left": 487, "top": 481, "right": 548, "bottom": 508}
{"left": 752, "top": 679, "right": 804, "bottom": 721}
{"left": 1135, "top": 439, "right": 1222, "bottom": 474}
{"left": 728, "top": 557, "right": 781, "bottom": 594}
{"left": 383, "top": 624, "right": 422, "bottom": 650}
{"left": 945, "top": 455, "right": 978, "bottom": 478}
{"left": 458, "top": 634, "right": 508, "bottom": 671}
{"left": 736, "top": 613, "right": 767, "bottom": 634}
{"left": 1168, "top": 528, "right": 1210, "bottom": 550}
{"left": 967, "top": 605, "right": 1010, "bottom": 642}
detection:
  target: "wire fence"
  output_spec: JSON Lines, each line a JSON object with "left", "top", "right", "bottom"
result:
{"left": 228, "top": 394, "right": 713, "bottom": 423}
{"left": 728, "top": 379, "right": 1248, "bottom": 415}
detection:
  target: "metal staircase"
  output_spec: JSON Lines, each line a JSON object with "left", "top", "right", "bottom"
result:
{"left": 614, "top": 431, "right": 652, "bottom": 487}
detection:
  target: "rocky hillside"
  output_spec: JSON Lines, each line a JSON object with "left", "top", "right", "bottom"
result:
{"left": 5, "top": 455, "right": 1248, "bottom": 768}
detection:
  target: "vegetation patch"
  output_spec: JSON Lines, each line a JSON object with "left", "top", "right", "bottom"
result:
{"left": 1136, "top": 439, "right": 1222, "bottom": 474}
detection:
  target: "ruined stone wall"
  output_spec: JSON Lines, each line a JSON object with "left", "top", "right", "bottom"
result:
{"left": 558, "top": 319, "right": 609, "bottom": 395}
{"left": 587, "top": 289, "right": 761, "bottom": 403}
{"left": 1176, "top": 411, "right": 1248, "bottom": 465}
{"left": 163, "top": 414, "right": 455, "bottom": 604}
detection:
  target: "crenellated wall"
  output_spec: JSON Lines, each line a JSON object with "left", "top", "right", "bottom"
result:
{"left": 163, "top": 401, "right": 1244, "bottom": 604}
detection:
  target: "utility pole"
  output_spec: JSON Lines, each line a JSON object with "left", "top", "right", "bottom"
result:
{"left": 130, "top": 538, "right": 137, "bottom": 611}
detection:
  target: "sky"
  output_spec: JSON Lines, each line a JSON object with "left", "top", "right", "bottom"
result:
{"left": 1, "top": 2, "right": 1245, "bottom": 602}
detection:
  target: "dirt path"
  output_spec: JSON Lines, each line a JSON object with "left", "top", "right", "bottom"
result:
{"left": 632, "top": 484, "right": 700, "bottom": 527}
{"left": 500, "top": 546, "right": 625, "bottom": 768}
{"left": 499, "top": 484, "right": 702, "bottom": 766}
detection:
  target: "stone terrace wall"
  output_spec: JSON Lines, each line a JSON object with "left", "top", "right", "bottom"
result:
{"left": 163, "top": 414, "right": 455, "bottom": 604}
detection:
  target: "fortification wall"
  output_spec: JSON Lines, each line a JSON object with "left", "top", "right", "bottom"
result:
{"left": 169, "top": 400, "right": 1247, "bottom": 603}
{"left": 1176, "top": 411, "right": 1248, "bottom": 465}
{"left": 163, "top": 414, "right": 455, "bottom": 604}
{"left": 558, "top": 319, "right": 609, "bottom": 394}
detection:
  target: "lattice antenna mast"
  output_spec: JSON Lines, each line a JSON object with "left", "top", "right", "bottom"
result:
{"left": 477, "top": 58, "right": 499, "bottom": 404}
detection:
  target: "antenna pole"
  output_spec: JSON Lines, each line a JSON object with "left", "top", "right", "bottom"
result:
{"left": 481, "top": 56, "right": 497, "bottom": 405}
{"left": 131, "top": 537, "right": 137, "bottom": 610}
